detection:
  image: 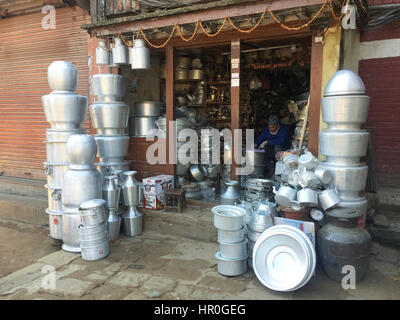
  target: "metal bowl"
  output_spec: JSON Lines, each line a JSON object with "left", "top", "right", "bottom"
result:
{"left": 215, "top": 252, "right": 248, "bottom": 277}
{"left": 212, "top": 205, "right": 246, "bottom": 231}
{"left": 48, "top": 61, "right": 78, "bottom": 92}
{"left": 324, "top": 69, "right": 366, "bottom": 97}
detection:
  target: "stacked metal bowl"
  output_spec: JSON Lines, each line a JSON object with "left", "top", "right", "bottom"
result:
{"left": 319, "top": 70, "right": 370, "bottom": 226}
{"left": 78, "top": 199, "right": 109, "bottom": 261}
{"left": 130, "top": 101, "right": 161, "bottom": 137}
{"left": 42, "top": 61, "right": 88, "bottom": 242}
{"left": 90, "top": 74, "right": 130, "bottom": 178}
{"left": 213, "top": 205, "right": 248, "bottom": 277}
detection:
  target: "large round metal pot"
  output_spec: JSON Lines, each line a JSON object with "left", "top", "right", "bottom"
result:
{"left": 319, "top": 130, "right": 369, "bottom": 165}
{"left": 130, "top": 39, "right": 150, "bottom": 70}
{"left": 213, "top": 205, "right": 246, "bottom": 231}
{"left": 338, "top": 198, "right": 368, "bottom": 227}
{"left": 89, "top": 102, "right": 129, "bottom": 135}
{"left": 176, "top": 56, "right": 191, "bottom": 69}
{"left": 78, "top": 221, "right": 108, "bottom": 240}
{"left": 322, "top": 95, "right": 370, "bottom": 130}
{"left": 317, "top": 207, "right": 371, "bottom": 282}
{"left": 62, "top": 209, "right": 82, "bottom": 253}
{"left": 80, "top": 239, "right": 109, "bottom": 261}
{"left": 248, "top": 211, "right": 274, "bottom": 233}
{"left": 132, "top": 116, "right": 158, "bottom": 137}
{"left": 48, "top": 61, "right": 78, "bottom": 92}
{"left": 133, "top": 101, "right": 161, "bottom": 117}
{"left": 189, "top": 164, "right": 206, "bottom": 182}
{"left": 219, "top": 239, "right": 248, "bottom": 260}
{"left": 318, "top": 189, "right": 341, "bottom": 211}
{"left": 321, "top": 164, "right": 368, "bottom": 201}
{"left": 66, "top": 134, "right": 97, "bottom": 165}
{"left": 90, "top": 74, "right": 126, "bottom": 102}
{"left": 274, "top": 185, "right": 297, "bottom": 207}
{"left": 215, "top": 252, "right": 248, "bottom": 277}
{"left": 221, "top": 181, "right": 240, "bottom": 200}
{"left": 62, "top": 168, "right": 102, "bottom": 207}
{"left": 79, "top": 199, "right": 107, "bottom": 226}
{"left": 96, "top": 40, "right": 110, "bottom": 65}
{"left": 46, "top": 129, "right": 87, "bottom": 163}
{"left": 175, "top": 68, "right": 188, "bottom": 80}
{"left": 217, "top": 227, "right": 245, "bottom": 244}
{"left": 297, "top": 188, "right": 318, "bottom": 207}
{"left": 247, "top": 228, "right": 263, "bottom": 242}
{"left": 45, "top": 185, "right": 62, "bottom": 212}
{"left": 42, "top": 93, "right": 88, "bottom": 129}
{"left": 45, "top": 208, "right": 63, "bottom": 240}
{"left": 188, "top": 69, "right": 204, "bottom": 80}
{"left": 44, "top": 162, "right": 68, "bottom": 189}
{"left": 94, "top": 135, "right": 129, "bottom": 162}
{"left": 323, "top": 69, "right": 366, "bottom": 97}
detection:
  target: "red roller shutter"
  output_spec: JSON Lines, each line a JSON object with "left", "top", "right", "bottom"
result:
{"left": 0, "top": 6, "right": 91, "bottom": 180}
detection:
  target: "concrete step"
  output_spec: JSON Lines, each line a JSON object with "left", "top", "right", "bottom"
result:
{"left": 0, "top": 176, "right": 46, "bottom": 199}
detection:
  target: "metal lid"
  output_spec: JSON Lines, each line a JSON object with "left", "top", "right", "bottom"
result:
{"left": 79, "top": 199, "right": 106, "bottom": 210}
{"left": 324, "top": 70, "right": 366, "bottom": 96}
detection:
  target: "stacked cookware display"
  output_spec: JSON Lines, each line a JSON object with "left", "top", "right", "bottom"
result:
{"left": 42, "top": 61, "right": 88, "bottom": 242}
{"left": 121, "top": 171, "right": 143, "bottom": 237}
{"left": 90, "top": 74, "right": 130, "bottom": 179}
{"left": 319, "top": 70, "right": 370, "bottom": 227}
{"left": 130, "top": 101, "right": 161, "bottom": 137}
{"left": 62, "top": 134, "right": 102, "bottom": 252}
{"left": 78, "top": 199, "right": 109, "bottom": 260}
{"left": 213, "top": 205, "right": 248, "bottom": 277}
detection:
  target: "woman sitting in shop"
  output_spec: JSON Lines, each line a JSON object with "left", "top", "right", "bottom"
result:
{"left": 255, "top": 115, "right": 291, "bottom": 177}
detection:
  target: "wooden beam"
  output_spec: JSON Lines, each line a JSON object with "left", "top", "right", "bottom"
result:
{"left": 230, "top": 39, "right": 241, "bottom": 181}
{"left": 165, "top": 44, "right": 176, "bottom": 176}
{"left": 83, "top": 0, "right": 326, "bottom": 35}
{"left": 308, "top": 31, "right": 323, "bottom": 156}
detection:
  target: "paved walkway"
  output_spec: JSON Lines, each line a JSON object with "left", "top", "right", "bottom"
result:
{"left": 0, "top": 228, "right": 399, "bottom": 300}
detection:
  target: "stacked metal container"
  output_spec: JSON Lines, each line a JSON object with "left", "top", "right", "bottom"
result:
{"left": 62, "top": 134, "right": 102, "bottom": 252}
{"left": 130, "top": 101, "right": 160, "bottom": 137}
{"left": 42, "top": 61, "right": 88, "bottom": 241}
{"left": 89, "top": 74, "right": 130, "bottom": 178}
{"left": 319, "top": 70, "right": 370, "bottom": 226}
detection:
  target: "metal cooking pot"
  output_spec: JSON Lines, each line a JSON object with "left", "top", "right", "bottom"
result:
{"left": 45, "top": 185, "right": 62, "bottom": 212}
{"left": 323, "top": 69, "right": 366, "bottom": 97}
{"left": 215, "top": 251, "right": 248, "bottom": 277}
{"left": 189, "top": 164, "right": 206, "bottom": 182}
{"left": 44, "top": 162, "right": 68, "bottom": 189}
{"left": 176, "top": 56, "right": 191, "bottom": 69}
{"left": 66, "top": 134, "right": 97, "bottom": 166}
{"left": 318, "top": 189, "right": 341, "bottom": 211}
{"left": 319, "top": 130, "right": 369, "bottom": 165}
{"left": 47, "top": 61, "right": 78, "bottom": 92}
{"left": 45, "top": 208, "right": 63, "bottom": 240}
{"left": 188, "top": 69, "right": 204, "bottom": 80}
{"left": 322, "top": 95, "right": 370, "bottom": 130}
{"left": 95, "top": 135, "right": 129, "bottom": 162}
{"left": 213, "top": 205, "right": 246, "bottom": 231}
{"left": 274, "top": 185, "right": 297, "bottom": 207}
{"left": 219, "top": 239, "right": 248, "bottom": 260}
{"left": 175, "top": 68, "right": 188, "bottom": 80}
{"left": 314, "top": 166, "right": 332, "bottom": 185}
{"left": 90, "top": 74, "right": 126, "bottom": 102}
{"left": 42, "top": 93, "right": 88, "bottom": 130}
{"left": 62, "top": 209, "right": 82, "bottom": 252}
{"left": 133, "top": 101, "right": 161, "bottom": 117}
{"left": 221, "top": 181, "right": 240, "bottom": 200}
{"left": 297, "top": 188, "right": 318, "bottom": 207}
{"left": 132, "top": 116, "right": 158, "bottom": 137}
{"left": 79, "top": 199, "right": 107, "bottom": 226}
{"left": 89, "top": 102, "right": 129, "bottom": 135}
{"left": 217, "top": 227, "right": 245, "bottom": 244}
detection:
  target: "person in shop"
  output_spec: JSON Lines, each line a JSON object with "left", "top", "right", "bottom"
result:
{"left": 254, "top": 115, "right": 291, "bottom": 178}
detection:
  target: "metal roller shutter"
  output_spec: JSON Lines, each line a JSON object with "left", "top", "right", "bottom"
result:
{"left": 0, "top": 6, "right": 91, "bottom": 180}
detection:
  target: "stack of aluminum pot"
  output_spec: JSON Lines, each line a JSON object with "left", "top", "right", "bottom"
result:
{"left": 89, "top": 74, "right": 130, "bottom": 178}
{"left": 130, "top": 101, "right": 160, "bottom": 137}
{"left": 62, "top": 134, "right": 102, "bottom": 252}
{"left": 319, "top": 70, "right": 370, "bottom": 227}
{"left": 42, "top": 61, "right": 88, "bottom": 242}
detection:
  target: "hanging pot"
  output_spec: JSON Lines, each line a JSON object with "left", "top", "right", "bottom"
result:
{"left": 96, "top": 40, "right": 110, "bottom": 65}
{"left": 130, "top": 39, "right": 150, "bottom": 70}
{"left": 112, "top": 37, "right": 129, "bottom": 65}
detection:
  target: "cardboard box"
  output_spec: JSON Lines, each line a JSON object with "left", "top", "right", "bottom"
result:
{"left": 157, "top": 174, "right": 174, "bottom": 192}
{"left": 144, "top": 193, "right": 165, "bottom": 210}
{"left": 143, "top": 176, "right": 164, "bottom": 195}
{"left": 274, "top": 217, "right": 316, "bottom": 247}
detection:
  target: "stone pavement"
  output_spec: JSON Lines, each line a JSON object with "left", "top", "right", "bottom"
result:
{"left": 0, "top": 230, "right": 399, "bottom": 300}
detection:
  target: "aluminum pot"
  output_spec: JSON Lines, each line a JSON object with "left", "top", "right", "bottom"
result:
{"left": 338, "top": 198, "right": 369, "bottom": 227}
{"left": 47, "top": 61, "right": 78, "bottom": 92}
{"left": 175, "top": 68, "right": 188, "bottom": 80}
{"left": 248, "top": 211, "right": 274, "bottom": 233}
{"left": 78, "top": 221, "right": 108, "bottom": 241}
{"left": 121, "top": 171, "right": 140, "bottom": 206}
{"left": 247, "top": 228, "right": 263, "bottom": 242}
{"left": 221, "top": 181, "right": 240, "bottom": 200}
{"left": 122, "top": 206, "right": 143, "bottom": 237}
{"left": 95, "top": 160, "right": 130, "bottom": 178}
{"left": 96, "top": 40, "right": 110, "bottom": 65}
{"left": 323, "top": 69, "right": 366, "bottom": 97}
{"left": 322, "top": 164, "right": 368, "bottom": 201}
{"left": 45, "top": 208, "right": 63, "bottom": 240}
{"left": 130, "top": 39, "right": 150, "bottom": 70}
{"left": 108, "top": 208, "right": 122, "bottom": 241}
{"left": 133, "top": 116, "right": 158, "bottom": 137}
{"left": 79, "top": 199, "right": 107, "bottom": 226}
{"left": 133, "top": 101, "right": 161, "bottom": 117}
{"left": 213, "top": 205, "right": 246, "bottom": 231}
{"left": 80, "top": 239, "right": 109, "bottom": 261}
{"left": 314, "top": 166, "right": 332, "bottom": 185}
{"left": 318, "top": 189, "right": 341, "bottom": 211}
{"left": 297, "top": 188, "right": 318, "bottom": 207}
{"left": 274, "top": 185, "right": 297, "bottom": 207}
{"left": 45, "top": 185, "right": 62, "bottom": 212}
{"left": 95, "top": 135, "right": 129, "bottom": 162}
{"left": 176, "top": 56, "right": 191, "bottom": 69}
{"left": 44, "top": 162, "right": 68, "bottom": 189}
{"left": 112, "top": 37, "right": 129, "bottom": 65}
{"left": 322, "top": 95, "right": 370, "bottom": 130}
{"left": 46, "top": 129, "right": 87, "bottom": 163}
{"left": 90, "top": 74, "right": 126, "bottom": 102}
{"left": 103, "top": 175, "right": 121, "bottom": 209}
{"left": 42, "top": 93, "right": 88, "bottom": 129}
{"left": 66, "top": 134, "right": 97, "bottom": 165}
{"left": 319, "top": 130, "right": 369, "bottom": 165}
{"left": 188, "top": 69, "right": 204, "bottom": 80}
{"left": 189, "top": 164, "right": 206, "bottom": 182}
{"left": 215, "top": 252, "right": 248, "bottom": 277}
{"left": 62, "top": 209, "right": 82, "bottom": 253}
{"left": 217, "top": 227, "right": 245, "bottom": 244}
{"left": 219, "top": 239, "right": 248, "bottom": 259}
{"left": 89, "top": 102, "right": 129, "bottom": 135}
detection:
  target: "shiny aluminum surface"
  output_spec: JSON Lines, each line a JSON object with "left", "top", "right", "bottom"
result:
{"left": 112, "top": 37, "right": 129, "bottom": 65}
{"left": 215, "top": 252, "right": 248, "bottom": 277}
{"left": 79, "top": 199, "right": 107, "bottom": 226}
{"left": 318, "top": 189, "right": 341, "bottom": 211}
{"left": 121, "top": 171, "right": 140, "bottom": 206}
{"left": 45, "top": 185, "right": 62, "bottom": 212}
{"left": 44, "top": 162, "right": 68, "bottom": 189}
{"left": 133, "top": 101, "right": 161, "bottom": 117}
{"left": 103, "top": 175, "right": 121, "bottom": 209}
{"left": 219, "top": 239, "right": 248, "bottom": 260}
{"left": 96, "top": 40, "right": 110, "bottom": 65}
{"left": 132, "top": 116, "right": 159, "bottom": 137}
{"left": 212, "top": 205, "right": 246, "bottom": 231}
{"left": 45, "top": 208, "right": 63, "bottom": 240}
{"left": 66, "top": 134, "right": 97, "bottom": 165}
{"left": 274, "top": 185, "right": 297, "bottom": 207}
{"left": 90, "top": 74, "right": 126, "bottom": 102}
{"left": 217, "top": 227, "right": 245, "bottom": 244}
{"left": 122, "top": 207, "right": 143, "bottom": 237}
{"left": 189, "top": 164, "right": 206, "bottom": 182}
{"left": 95, "top": 135, "right": 129, "bottom": 162}
{"left": 48, "top": 61, "right": 78, "bottom": 92}
{"left": 62, "top": 209, "right": 82, "bottom": 253}
{"left": 221, "top": 180, "right": 240, "bottom": 200}
{"left": 188, "top": 69, "right": 204, "bottom": 80}
{"left": 130, "top": 39, "right": 150, "bottom": 70}
{"left": 297, "top": 188, "right": 318, "bottom": 207}
{"left": 324, "top": 69, "right": 366, "bottom": 97}
{"left": 90, "top": 102, "right": 129, "bottom": 135}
